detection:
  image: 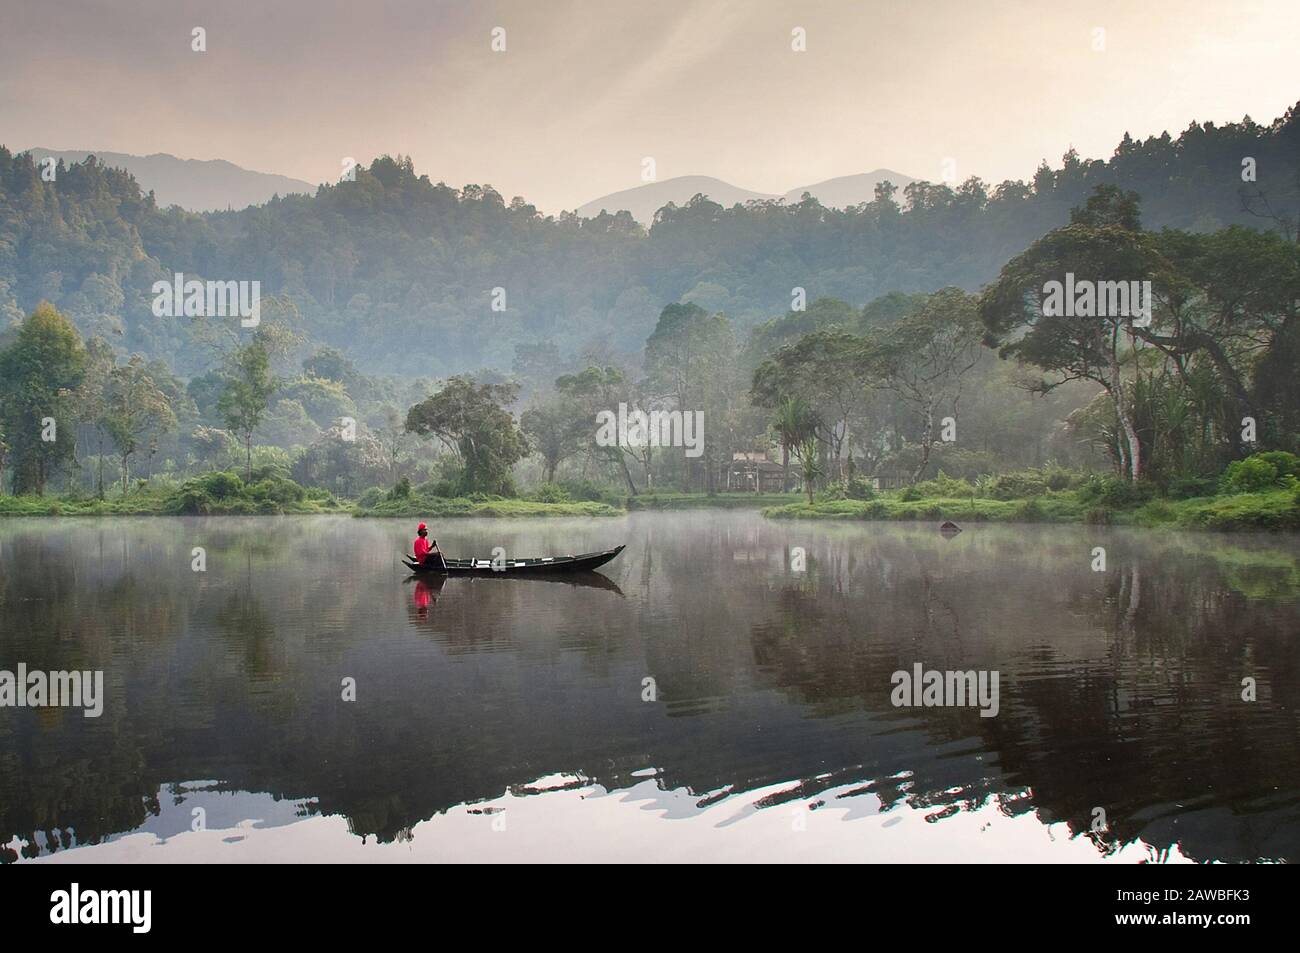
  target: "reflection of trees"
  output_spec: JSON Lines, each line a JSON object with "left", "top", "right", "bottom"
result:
{"left": 2, "top": 516, "right": 1298, "bottom": 860}
{"left": 744, "top": 527, "right": 1300, "bottom": 862}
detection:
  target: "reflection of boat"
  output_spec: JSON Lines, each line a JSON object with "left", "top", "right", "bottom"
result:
{"left": 403, "top": 567, "right": 624, "bottom": 595}
{"left": 403, "top": 545, "right": 624, "bottom": 577}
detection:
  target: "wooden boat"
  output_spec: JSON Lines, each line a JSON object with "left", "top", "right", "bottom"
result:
{"left": 403, "top": 544, "right": 625, "bottom": 576}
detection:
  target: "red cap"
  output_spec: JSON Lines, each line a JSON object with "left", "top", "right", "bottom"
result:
{"left": 417, "top": 522, "right": 427, "bottom": 531}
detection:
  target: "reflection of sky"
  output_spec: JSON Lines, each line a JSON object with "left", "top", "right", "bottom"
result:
{"left": 128, "top": 781, "right": 317, "bottom": 843}
{"left": 18, "top": 774, "right": 1190, "bottom": 864}
{"left": 6, "top": 782, "right": 318, "bottom": 858}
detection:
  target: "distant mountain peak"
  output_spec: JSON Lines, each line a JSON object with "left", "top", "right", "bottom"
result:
{"left": 576, "top": 175, "right": 779, "bottom": 224}
{"left": 23, "top": 148, "right": 317, "bottom": 212}
{"left": 578, "top": 168, "right": 917, "bottom": 223}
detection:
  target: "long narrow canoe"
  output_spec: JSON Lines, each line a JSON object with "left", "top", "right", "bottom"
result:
{"left": 403, "top": 544, "right": 624, "bottom": 576}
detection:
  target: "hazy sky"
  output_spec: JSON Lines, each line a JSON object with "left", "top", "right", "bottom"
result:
{"left": 3, "top": 0, "right": 1298, "bottom": 212}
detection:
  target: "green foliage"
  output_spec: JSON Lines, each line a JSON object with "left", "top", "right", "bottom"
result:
{"left": 404, "top": 376, "right": 527, "bottom": 497}
{"left": 1166, "top": 476, "right": 1217, "bottom": 500}
{"left": 0, "top": 302, "right": 86, "bottom": 494}
{"left": 1219, "top": 455, "right": 1283, "bottom": 493}
{"left": 1254, "top": 451, "right": 1300, "bottom": 480}
{"left": 1077, "top": 474, "right": 1156, "bottom": 506}
{"left": 845, "top": 477, "right": 876, "bottom": 500}
{"left": 353, "top": 490, "right": 620, "bottom": 518}
{"left": 6, "top": 113, "right": 1299, "bottom": 380}
{"left": 557, "top": 479, "right": 616, "bottom": 503}
{"left": 217, "top": 340, "right": 276, "bottom": 477}
{"left": 914, "top": 471, "right": 972, "bottom": 498}
{"left": 529, "top": 482, "right": 571, "bottom": 503}
{"left": 202, "top": 471, "right": 244, "bottom": 499}
{"left": 159, "top": 470, "right": 327, "bottom": 515}
{"left": 626, "top": 492, "right": 798, "bottom": 510}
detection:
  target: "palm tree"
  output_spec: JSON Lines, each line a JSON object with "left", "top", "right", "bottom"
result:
{"left": 771, "top": 396, "right": 815, "bottom": 493}
{"left": 794, "top": 435, "right": 823, "bottom": 504}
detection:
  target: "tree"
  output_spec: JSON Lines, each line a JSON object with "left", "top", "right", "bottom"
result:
{"left": 769, "top": 396, "right": 818, "bottom": 492}
{"left": 1137, "top": 225, "right": 1300, "bottom": 457}
{"left": 980, "top": 189, "right": 1161, "bottom": 480}
{"left": 794, "top": 434, "right": 823, "bottom": 504}
{"left": 644, "top": 303, "right": 739, "bottom": 491}
{"left": 77, "top": 336, "right": 116, "bottom": 498}
{"left": 752, "top": 328, "right": 875, "bottom": 485}
{"left": 866, "top": 288, "right": 982, "bottom": 482}
{"left": 404, "top": 376, "right": 528, "bottom": 496}
{"left": 217, "top": 339, "right": 276, "bottom": 479}
{"left": 520, "top": 395, "right": 587, "bottom": 483}
{"left": 102, "top": 355, "right": 177, "bottom": 491}
{"left": 556, "top": 365, "right": 642, "bottom": 495}
{"left": 0, "top": 302, "right": 86, "bottom": 495}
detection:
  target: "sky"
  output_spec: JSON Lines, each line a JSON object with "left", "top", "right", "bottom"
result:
{"left": 2, "top": 0, "right": 1298, "bottom": 213}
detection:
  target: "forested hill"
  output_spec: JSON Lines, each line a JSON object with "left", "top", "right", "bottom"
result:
{"left": 1, "top": 105, "right": 1297, "bottom": 379}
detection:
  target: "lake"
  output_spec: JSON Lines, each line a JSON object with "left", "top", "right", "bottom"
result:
{"left": 2, "top": 512, "right": 1298, "bottom": 863}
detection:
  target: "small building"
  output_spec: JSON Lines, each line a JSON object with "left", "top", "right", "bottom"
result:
{"left": 720, "top": 449, "right": 788, "bottom": 492}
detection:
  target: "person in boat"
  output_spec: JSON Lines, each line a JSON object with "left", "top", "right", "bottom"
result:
{"left": 412, "top": 523, "right": 446, "bottom": 569}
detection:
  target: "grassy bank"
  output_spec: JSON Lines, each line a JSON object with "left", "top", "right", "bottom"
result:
{"left": 763, "top": 487, "right": 1300, "bottom": 532}
{"left": 353, "top": 495, "right": 622, "bottom": 518}
{"left": 0, "top": 471, "right": 342, "bottom": 516}
{"left": 625, "top": 492, "right": 802, "bottom": 510}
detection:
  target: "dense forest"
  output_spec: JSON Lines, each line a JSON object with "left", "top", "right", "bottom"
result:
{"left": 2, "top": 105, "right": 1297, "bottom": 377}
{"left": 0, "top": 104, "right": 1298, "bottom": 512}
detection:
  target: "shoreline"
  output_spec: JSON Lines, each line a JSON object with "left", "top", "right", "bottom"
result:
{"left": 3, "top": 488, "right": 1297, "bottom": 532}
{"left": 762, "top": 487, "right": 1300, "bottom": 533}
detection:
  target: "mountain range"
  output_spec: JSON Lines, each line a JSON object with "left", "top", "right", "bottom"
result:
{"left": 575, "top": 169, "right": 918, "bottom": 223}
{"left": 23, "top": 148, "right": 317, "bottom": 212}
{"left": 21, "top": 148, "right": 916, "bottom": 220}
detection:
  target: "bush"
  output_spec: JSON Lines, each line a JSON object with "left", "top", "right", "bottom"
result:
{"left": 817, "top": 483, "right": 848, "bottom": 502}
{"left": 1014, "top": 497, "right": 1044, "bottom": 521}
{"left": 1041, "top": 463, "right": 1077, "bottom": 491}
{"left": 989, "top": 469, "right": 1049, "bottom": 499}
{"left": 1256, "top": 450, "right": 1300, "bottom": 480}
{"left": 388, "top": 476, "right": 412, "bottom": 500}
{"left": 558, "top": 479, "right": 619, "bottom": 504}
{"left": 1077, "top": 474, "right": 1155, "bottom": 507}
{"left": 530, "top": 482, "right": 572, "bottom": 503}
{"left": 358, "top": 487, "right": 385, "bottom": 508}
{"left": 202, "top": 471, "right": 244, "bottom": 500}
{"left": 1220, "top": 455, "right": 1280, "bottom": 493}
{"left": 1167, "top": 476, "right": 1217, "bottom": 499}
{"left": 845, "top": 477, "right": 876, "bottom": 500}
{"left": 915, "top": 470, "right": 972, "bottom": 498}
{"left": 247, "top": 477, "right": 306, "bottom": 505}
{"left": 899, "top": 485, "right": 923, "bottom": 502}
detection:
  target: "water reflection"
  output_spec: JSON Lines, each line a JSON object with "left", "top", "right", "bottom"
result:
{"left": 1, "top": 514, "right": 1297, "bottom": 863}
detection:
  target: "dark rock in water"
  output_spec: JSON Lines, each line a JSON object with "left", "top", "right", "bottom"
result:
{"left": 939, "top": 520, "right": 962, "bottom": 535}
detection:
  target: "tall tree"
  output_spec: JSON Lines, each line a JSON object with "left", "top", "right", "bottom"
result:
{"left": 77, "top": 336, "right": 116, "bottom": 498}
{"left": 102, "top": 355, "right": 177, "bottom": 491}
{"left": 217, "top": 339, "right": 276, "bottom": 479}
{"left": 0, "top": 302, "right": 86, "bottom": 495}
{"left": 980, "top": 189, "right": 1159, "bottom": 480}
{"left": 555, "top": 365, "right": 642, "bottom": 495}
{"left": 769, "top": 395, "right": 818, "bottom": 492}
{"left": 866, "top": 288, "right": 982, "bottom": 482}
{"left": 520, "top": 395, "right": 588, "bottom": 484}
{"left": 404, "top": 376, "right": 529, "bottom": 496}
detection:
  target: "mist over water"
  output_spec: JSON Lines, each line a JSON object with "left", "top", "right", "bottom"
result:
{"left": 2, "top": 513, "right": 1298, "bottom": 862}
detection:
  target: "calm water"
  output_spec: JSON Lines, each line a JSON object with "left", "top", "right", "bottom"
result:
{"left": 2, "top": 512, "right": 1298, "bottom": 863}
